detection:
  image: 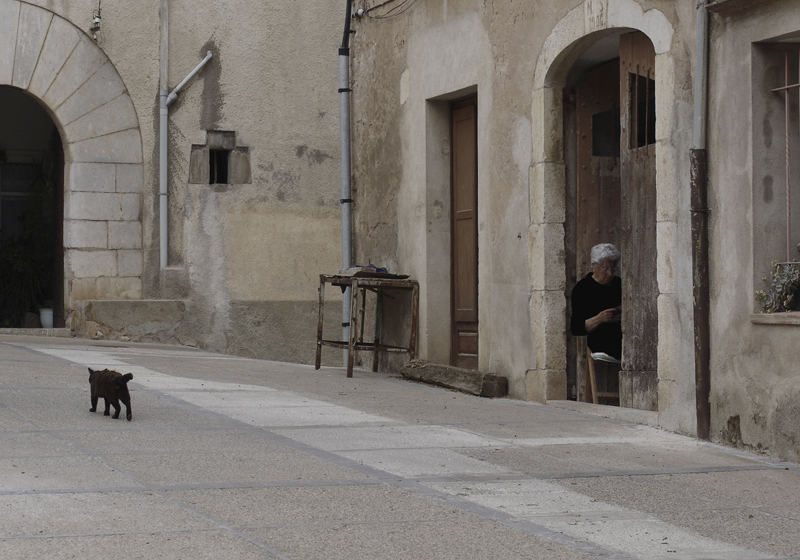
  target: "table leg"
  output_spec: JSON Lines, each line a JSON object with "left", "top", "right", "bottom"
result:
{"left": 372, "top": 289, "right": 383, "bottom": 372}
{"left": 347, "top": 280, "right": 359, "bottom": 378}
{"left": 408, "top": 283, "right": 419, "bottom": 359}
{"left": 359, "top": 288, "right": 366, "bottom": 344}
{"left": 315, "top": 278, "right": 325, "bottom": 370}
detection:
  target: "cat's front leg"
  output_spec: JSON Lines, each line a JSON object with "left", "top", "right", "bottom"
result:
{"left": 125, "top": 404, "right": 132, "bottom": 421}
{"left": 103, "top": 399, "right": 111, "bottom": 416}
{"left": 90, "top": 394, "right": 98, "bottom": 412}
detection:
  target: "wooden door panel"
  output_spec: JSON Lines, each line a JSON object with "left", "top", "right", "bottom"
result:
{"left": 454, "top": 331, "right": 478, "bottom": 361}
{"left": 453, "top": 108, "right": 476, "bottom": 208}
{"left": 619, "top": 31, "right": 658, "bottom": 410}
{"left": 453, "top": 217, "right": 477, "bottom": 322}
{"left": 451, "top": 98, "right": 478, "bottom": 368}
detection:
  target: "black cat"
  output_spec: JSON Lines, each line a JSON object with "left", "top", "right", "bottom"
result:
{"left": 88, "top": 368, "right": 133, "bottom": 421}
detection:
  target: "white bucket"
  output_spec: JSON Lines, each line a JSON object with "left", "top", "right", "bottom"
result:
{"left": 39, "top": 307, "right": 54, "bottom": 329}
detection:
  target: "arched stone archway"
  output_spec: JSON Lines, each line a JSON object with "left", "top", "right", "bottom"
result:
{"left": 0, "top": 1, "right": 144, "bottom": 322}
{"left": 525, "top": 0, "right": 686, "bottom": 418}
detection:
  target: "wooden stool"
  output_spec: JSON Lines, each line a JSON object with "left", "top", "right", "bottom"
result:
{"left": 585, "top": 345, "right": 620, "bottom": 404}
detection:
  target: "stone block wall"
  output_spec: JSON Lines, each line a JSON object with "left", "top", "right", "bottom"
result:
{"left": 65, "top": 162, "right": 143, "bottom": 302}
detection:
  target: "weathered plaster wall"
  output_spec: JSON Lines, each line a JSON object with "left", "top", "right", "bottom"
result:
{"left": 351, "top": 0, "right": 698, "bottom": 422}
{"left": 15, "top": 1, "right": 344, "bottom": 363}
{"left": 708, "top": 1, "right": 800, "bottom": 461}
{"left": 163, "top": 1, "right": 343, "bottom": 359}
{"left": 352, "top": 1, "right": 553, "bottom": 398}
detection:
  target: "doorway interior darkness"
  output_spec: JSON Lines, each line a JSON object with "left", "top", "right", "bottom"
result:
{"left": 0, "top": 86, "right": 64, "bottom": 328}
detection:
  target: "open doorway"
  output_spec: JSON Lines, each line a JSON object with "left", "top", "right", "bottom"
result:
{"left": 0, "top": 86, "right": 64, "bottom": 328}
{"left": 564, "top": 32, "right": 658, "bottom": 410}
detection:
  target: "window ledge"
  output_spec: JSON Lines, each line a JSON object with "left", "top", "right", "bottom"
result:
{"left": 751, "top": 312, "right": 800, "bottom": 326}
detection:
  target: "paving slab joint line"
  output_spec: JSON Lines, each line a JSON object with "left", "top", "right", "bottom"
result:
{"left": 213, "top": 418, "right": 637, "bottom": 558}
{"left": 153, "top": 488, "right": 291, "bottom": 560}
{"left": 0, "top": 527, "right": 235, "bottom": 542}
{"left": 538, "top": 464, "right": 780, "bottom": 480}
{"left": 698, "top": 441, "right": 800, "bottom": 472}
{"left": 394, "top": 478, "right": 639, "bottom": 560}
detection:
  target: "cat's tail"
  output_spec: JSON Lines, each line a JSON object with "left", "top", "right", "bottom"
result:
{"left": 122, "top": 373, "right": 134, "bottom": 383}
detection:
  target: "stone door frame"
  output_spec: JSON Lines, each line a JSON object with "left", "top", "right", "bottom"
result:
{"left": 0, "top": 1, "right": 145, "bottom": 321}
{"left": 526, "top": 1, "right": 684, "bottom": 420}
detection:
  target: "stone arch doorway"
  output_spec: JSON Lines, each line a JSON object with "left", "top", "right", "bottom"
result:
{"left": 0, "top": 86, "right": 64, "bottom": 327}
{"left": 563, "top": 31, "right": 658, "bottom": 409}
{"left": 0, "top": 1, "right": 145, "bottom": 327}
{"left": 527, "top": 0, "right": 675, "bottom": 412}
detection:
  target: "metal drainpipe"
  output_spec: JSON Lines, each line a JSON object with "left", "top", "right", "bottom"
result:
{"left": 339, "top": 0, "right": 354, "bottom": 365}
{"left": 158, "top": 0, "right": 212, "bottom": 270}
{"left": 691, "top": 0, "right": 711, "bottom": 440}
{"left": 159, "top": 0, "right": 169, "bottom": 269}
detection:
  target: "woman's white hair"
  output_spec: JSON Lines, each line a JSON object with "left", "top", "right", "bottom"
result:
{"left": 590, "top": 243, "right": 621, "bottom": 266}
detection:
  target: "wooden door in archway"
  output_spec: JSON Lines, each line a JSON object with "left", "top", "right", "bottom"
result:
{"left": 619, "top": 31, "right": 658, "bottom": 410}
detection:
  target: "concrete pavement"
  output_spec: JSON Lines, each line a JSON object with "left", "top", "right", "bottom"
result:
{"left": 1, "top": 334, "right": 799, "bottom": 559}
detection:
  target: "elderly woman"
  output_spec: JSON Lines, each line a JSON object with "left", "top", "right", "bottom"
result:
{"left": 570, "top": 243, "right": 622, "bottom": 360}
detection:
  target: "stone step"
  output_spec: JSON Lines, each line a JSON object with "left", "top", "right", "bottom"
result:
{"left": 0, "top": 328, "right": 73, "bottom": 337}
{"left": 400, "top": 360, "right": 508, "bottom": 398}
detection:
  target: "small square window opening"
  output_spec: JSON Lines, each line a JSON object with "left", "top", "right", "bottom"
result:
{"left": 209, "top": 149, "right": 229, "bottom": 184}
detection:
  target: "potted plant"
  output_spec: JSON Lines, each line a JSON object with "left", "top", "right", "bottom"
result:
{"left": 756, "top": 260, "right": 800, "bottom": 313}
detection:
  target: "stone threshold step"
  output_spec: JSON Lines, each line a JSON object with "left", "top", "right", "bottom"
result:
{"left": 0, "top": 328, "right": 73, "bottom": 337}
{"left": 400, "top": 360, "right": 508, "bottom": 398}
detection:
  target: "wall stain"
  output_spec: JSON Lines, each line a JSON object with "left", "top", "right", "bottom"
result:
{"left": 763, "top": 116, "right": 772, "bottom": 149}
{"left": 763, "top": 175, "right": 773, "bottom": 203}
{"left": 295, "top": 145, "right": 333, "bottom": 166}
{"left": 774, "top": 393, "right": 800, "bottom": 460}
{"left": 721, "top": 415, "right": 743, "bottom": 447}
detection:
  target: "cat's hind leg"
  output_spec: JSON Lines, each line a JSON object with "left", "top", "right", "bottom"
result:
{"left": 120, "top": 389, "right": 132, "bottom": 421}
{"left": 110, "top": 398, "right": 121, "bottom": 419}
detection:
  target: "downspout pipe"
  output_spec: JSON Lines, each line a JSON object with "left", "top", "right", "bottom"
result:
{"left": 159, "top": 0, "right": 169, "bottom": 269}
{"left": 159, "top": 0, "right": 212, "bottom": 270}
{"left": 339, "top": 0, "right": 354, "bottom": 364}
{"left": 691, "top": 0, "right": 711, "bottom": 440}
{"left": 167, "top": 51, "right": 213, "bottom": 107}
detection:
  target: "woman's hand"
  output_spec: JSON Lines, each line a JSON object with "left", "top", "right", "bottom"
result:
{"left": 584, "top": 307, "right": 620, "bottom": 332}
